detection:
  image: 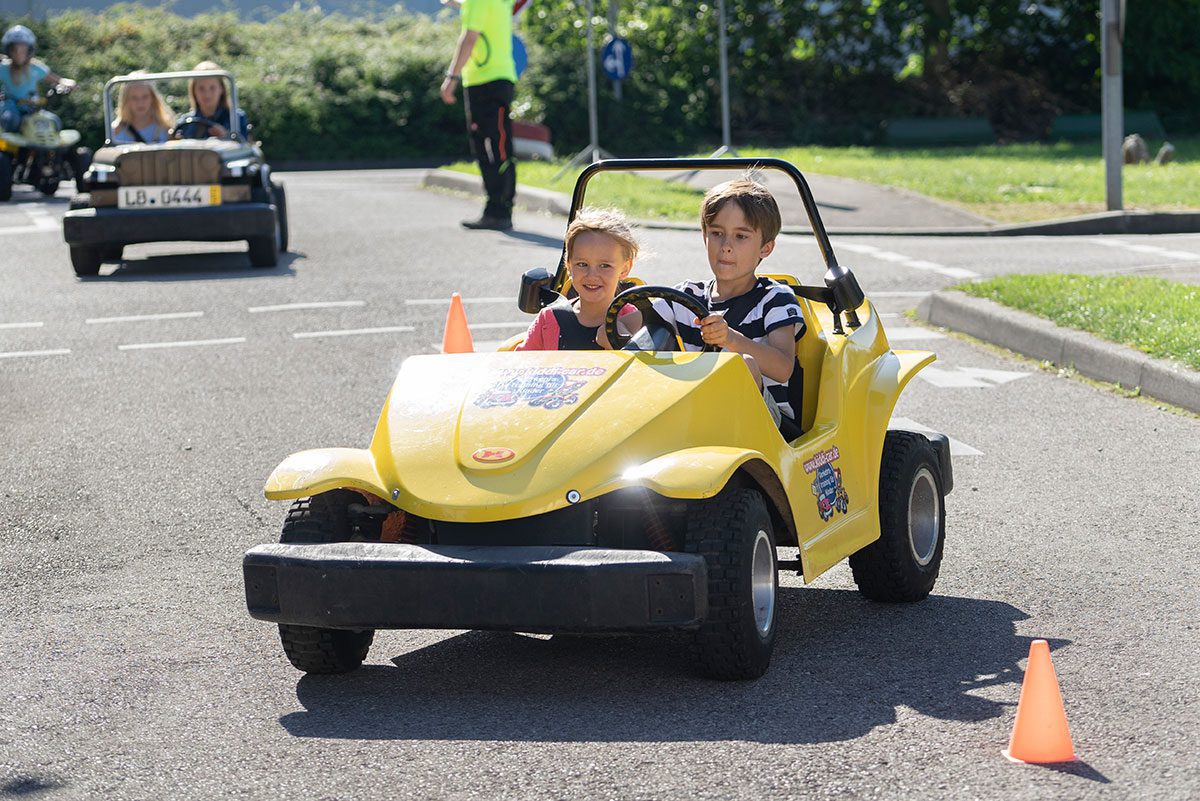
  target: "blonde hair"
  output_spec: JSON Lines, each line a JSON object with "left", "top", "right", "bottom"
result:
{"left": 187, "top": 60, "right": 230, "bottom": 113}
{"left": 701, "top": 177, "right": 782, "bottom": 245}
{"left": 564, "top": 208, "right": 640, "bottom": 267}
{"left": 113, "top": 72, "right": 175, "bottom": 134}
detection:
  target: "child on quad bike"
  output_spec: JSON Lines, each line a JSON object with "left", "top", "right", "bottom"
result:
{"left": 0, "top": 25, "right": 76, "bottom": 133}
{"left": 111, "top": 72, "right": 175, "bottom": 144}
{"left": 173, "top": 60, "right": 250, "bottom": 141}
{"left": 666, "top": 178, "right": 806, "bottom": 427}
{"left": 517, "top": 208, "right": 641, "bottom": 351}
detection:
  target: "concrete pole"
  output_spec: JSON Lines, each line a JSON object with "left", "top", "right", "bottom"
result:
{"left": 1101, "top": 0, "right": 1123, "bottom": 211}
{"left": 717, "top": 0, "right": 732, "bottom": 151}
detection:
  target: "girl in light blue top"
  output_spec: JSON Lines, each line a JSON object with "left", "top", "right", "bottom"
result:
{"left": 0, "top": 25, "right": 75, "bottom": 132}
{"left": 111, "top": 74, "right": 174, "bottom": 144}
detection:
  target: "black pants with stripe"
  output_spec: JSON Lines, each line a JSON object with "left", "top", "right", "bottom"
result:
{"left": 464, "top": 79, "right": 516, "bottom": 221}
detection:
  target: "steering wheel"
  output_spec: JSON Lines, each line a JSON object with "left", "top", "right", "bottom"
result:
{"left": 603, "top": 285, "right": 718, "bottom": 353}
{"left": 172, "top": 115, "right": 224, "bottom": 139}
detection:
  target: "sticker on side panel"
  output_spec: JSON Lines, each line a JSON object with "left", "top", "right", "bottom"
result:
{"left": 805, "top": 446, "right": 849, "bottom": 522}
{"left": 473, "top": 367, "right": 606, "bottom": 411}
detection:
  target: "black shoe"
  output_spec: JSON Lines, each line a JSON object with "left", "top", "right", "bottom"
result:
{"left": 461, "top": 215, "right": 513, "bottom": 231}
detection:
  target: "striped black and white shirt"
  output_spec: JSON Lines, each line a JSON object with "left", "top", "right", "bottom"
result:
{"left": 667, "top": 278, "right": 806, "bottom": 419}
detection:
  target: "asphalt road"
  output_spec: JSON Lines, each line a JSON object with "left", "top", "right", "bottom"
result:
{"left": 2, "top": 170, "right": 1198, "bottom": 800}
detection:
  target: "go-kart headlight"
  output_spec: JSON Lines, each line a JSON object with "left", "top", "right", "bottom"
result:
{"left": 223, "top": 158, "right": 257, "bottom": 178}
{"left": 87, "top": 164, "right": 116, "bottom": 183}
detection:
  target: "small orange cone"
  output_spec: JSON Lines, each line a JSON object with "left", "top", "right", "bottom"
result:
{"left": 1004, "top": 639, "right": 1077, "bottom": 763}
{"left": 441, "top": 292, "right": 474, "bottom": 353}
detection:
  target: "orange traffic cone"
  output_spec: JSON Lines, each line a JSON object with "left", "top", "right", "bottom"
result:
{"left": 1004, "top": 639, "right": 1077, "bottom": 763}
{"left": 441, "top": 292, "right": 474, "bottom": 354}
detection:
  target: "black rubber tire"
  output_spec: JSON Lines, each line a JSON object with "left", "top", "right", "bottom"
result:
{"left": 37, "top": 179, "right": 59, "bottom": 197}
{"left": 72, "top": 147, "right": 92, "bottom": 193}
{"left": 0, "top": 154, "right": 12, "bottom": 202}
{"left": 101, "top": 245, "right": 124, "bottom": 262}
{"left": 277, "top": 490, "right": 376, "bottom": 674}
{"left": 685, "top": 486, "right": 779, "bottom": 680}
{"left": 70, "top": 245, "right": 102, "bottom": 277}
{"left": 271, "top": 181, "right": 289, "bottom": 253}
{"left": 247, "top": 213, "right": 280, "bottom": 268}
{"left": 850, "top": 431, "right": 946, "bottom": 602}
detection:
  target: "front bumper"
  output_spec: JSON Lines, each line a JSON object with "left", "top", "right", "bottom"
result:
{"left": 62, "top": 202, "right": 275, "bottom": 247}
{"left": 243, "top": 542, "right": 708, "bottom": 633}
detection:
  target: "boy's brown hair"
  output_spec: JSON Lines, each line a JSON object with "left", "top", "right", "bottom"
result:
{"left": 700, "top": 177, "right": 782, "bottom": 245}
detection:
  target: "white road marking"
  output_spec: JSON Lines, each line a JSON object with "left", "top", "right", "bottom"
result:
{"left": 293, "top": 325, "right": 415, "bottom": 339}
{"left": 0, "top": 223, "right": 54, "bottom": 237}
{"left": 886, "top": 327, "right": 946, "bottom": 342}
{"left": 0, "top": 321, "right": 44, "bottom": 330}
{"left": 871, "top": 291, "right": 930, "bottom": 298}
{"left": 1090, "top": 238, "right": 1199, "bottom": 261}
{"left": 86, "top": 311, "right": 204, "bottom": 324}
{"left": 22, "top": 207, "right": 59, "bottom": 232}
{"left": 248, "top": 301, "right": 366, "bottom": 313}
{"left": 0, "top": 348, "right": 70, "bottom": 359}
{"left": 118, "top": 337, "right": 246, "bottom": 351}
{"left": 839, "top": 243, "right": 980, "bottom": 279}
{"left": 889, "top": 416, "right": 983, "bottom": 456}
{"left": 917, "top": 366, "right": 1030, "bottom": 388}
{"left": 406, "top": 297, "right": 513, "bottom": 306}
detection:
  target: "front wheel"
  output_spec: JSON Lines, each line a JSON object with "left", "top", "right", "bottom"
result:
{"left": 0, "top": 153, "right": 12, "bottom": 202}
{"left": 850, "top": 431, "right": 946, "bottom": 602}
{"left": 70, "top": 245, "right": 102, "bottom": 276}
{"left": 685, "top": 486, "right": 778, "bottom": 680}
{"left": 276, "top": 490, "right": 377, "bottom": 674}
{"left": 271, "top": 181, "right": 289, "bottom": 253}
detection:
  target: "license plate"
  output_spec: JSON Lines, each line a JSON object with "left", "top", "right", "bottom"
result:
{"left": 117, "top": 185, "right": 220, "bottom": 209}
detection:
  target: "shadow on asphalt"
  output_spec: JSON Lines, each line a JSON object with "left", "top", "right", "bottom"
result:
{"left": 501, "top": 229, "right": 565, "bottom": 249}
{"left": 280, "top": 588, "right": 1074, "bottom": 747}
{"left": 89, "top": 250, "right": 302, "bottom": 281}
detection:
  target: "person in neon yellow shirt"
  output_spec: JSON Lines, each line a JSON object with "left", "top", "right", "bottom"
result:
{"left": 440, "top": 0, "right": 518, "bottom": 230}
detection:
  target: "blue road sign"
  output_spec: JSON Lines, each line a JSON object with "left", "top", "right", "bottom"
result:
{"left": 601, "top": 36, "right": 633, "bottom": 82}
{"left": 513, "top": 34, "right": 528, "bottom": 78}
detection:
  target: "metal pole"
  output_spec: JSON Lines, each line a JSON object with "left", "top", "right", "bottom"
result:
{"left": 585, "top": 0, "right": 600, "bottom": 161}
{"left": 1101, "top": 0, "right": 1123, "bottom": 211}
{"left": 717, "top": 0, "right": 732, "bottom": 152}
{"left": 608, "top": 0, "right": 621, "bottom": 101}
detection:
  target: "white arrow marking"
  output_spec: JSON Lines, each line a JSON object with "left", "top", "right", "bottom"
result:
{"left": 888, "top": 416, "right": 983, "bottom": 456}
{"left": 916, "top": 366, "right": 1030, "bottom": 388}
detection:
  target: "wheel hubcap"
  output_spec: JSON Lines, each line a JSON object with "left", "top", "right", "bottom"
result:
{"left": 751, "top": 529, "right": 776, "bottom": 636}
{"left": 908, "top": 467, "right": 940, "bottom": 566}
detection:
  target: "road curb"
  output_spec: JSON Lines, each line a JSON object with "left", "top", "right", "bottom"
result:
{"left": 916, "top": 291, "right": 1200, "bottom": 413}
{"left": 422, "top": 169, "right": 571, "bottom": 217}
{"left": 422, "top": 169, "right": 1200, "bottom": 236}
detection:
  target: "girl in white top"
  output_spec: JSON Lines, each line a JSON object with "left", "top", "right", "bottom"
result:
{"left": 111, "top": 74, "right": 174, "bottom": 144}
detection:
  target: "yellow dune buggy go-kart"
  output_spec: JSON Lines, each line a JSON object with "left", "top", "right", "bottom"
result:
{"left": 242, "top": 157, "right": 954, "bottom": 681}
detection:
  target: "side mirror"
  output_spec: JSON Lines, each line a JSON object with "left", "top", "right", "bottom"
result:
{"left": 518, "top": 267, "right": 558, "bottom": 314}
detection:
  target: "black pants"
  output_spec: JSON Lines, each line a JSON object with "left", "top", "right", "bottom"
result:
{"left": 464, "top": 79, "right": 516, "bottom": 220}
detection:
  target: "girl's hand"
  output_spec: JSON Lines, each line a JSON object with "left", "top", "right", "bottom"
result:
{"left": 696, "top": 312, "right": 731, "bottom": 348}
{"left": 207, "top": 122, "right": 228, "bottom": 138}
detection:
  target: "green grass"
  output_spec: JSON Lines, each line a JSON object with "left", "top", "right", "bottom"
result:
{"left": 957, "top": 274, "right": 1200, "bottom": 370}
{"left": 454, "top": 138, "right": 1200, "bottom": 224}
{"left": 448, "top": 160, "right": 705, "bottom": 221}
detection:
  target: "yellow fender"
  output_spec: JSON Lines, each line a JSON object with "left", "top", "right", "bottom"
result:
{"left": 264, "top": 447, "right": 388, "bottom": 502}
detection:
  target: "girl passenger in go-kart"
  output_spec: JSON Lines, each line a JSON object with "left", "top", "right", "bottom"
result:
{"left": 517, "top": 208, "right": 641, "bottom": 351}
{"left": 0, "top": 25, "right": 76, "bottom": 133}
{"left": 111, "top": 72, "right": 175, "bottom": 144}
{"left": 173, "top": 60, "right": 250, "bottom": 141}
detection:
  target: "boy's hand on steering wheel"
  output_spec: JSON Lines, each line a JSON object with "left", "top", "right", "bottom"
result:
{"left": 696, "top": 312, "right": 732, "bottom": 349}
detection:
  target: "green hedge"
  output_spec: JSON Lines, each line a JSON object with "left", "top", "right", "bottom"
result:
{"left": 3, "top": 5, "right": 472, "bottom": 160}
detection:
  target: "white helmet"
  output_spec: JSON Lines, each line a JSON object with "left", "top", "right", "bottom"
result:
{"left": 2, "top": 25, "right": 37, "bottom": 55}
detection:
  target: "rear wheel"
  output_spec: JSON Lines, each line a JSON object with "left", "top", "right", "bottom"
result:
{"left": 850, "top": 431, "right": 945, "bottom": 602}
{"left": 0, "top": 153, "right": 12, "bottom": 202}
{"left": 37, "top": 179, "right": 59, "bottom": 197}
{"left": 71, "top": 147, "right": 92, "bottom": 193}
{"left": 271, "top": 181, "right": 289, "bottom": 253}
{"left": 685, "top": 486, "right": 778, "bottom": 680}
{"left": 277, "top": 490, "right": 376, "bottom": 674}
{"left": 69, "top": 245, "right": 102, "bottom": 277}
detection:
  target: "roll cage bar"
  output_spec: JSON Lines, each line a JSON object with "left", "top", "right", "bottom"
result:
{"left": 553, "top": 158, "right": 865, "bottom": 334}
{"left": 101, "top": 70, "right": 243, "bottom": 146}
